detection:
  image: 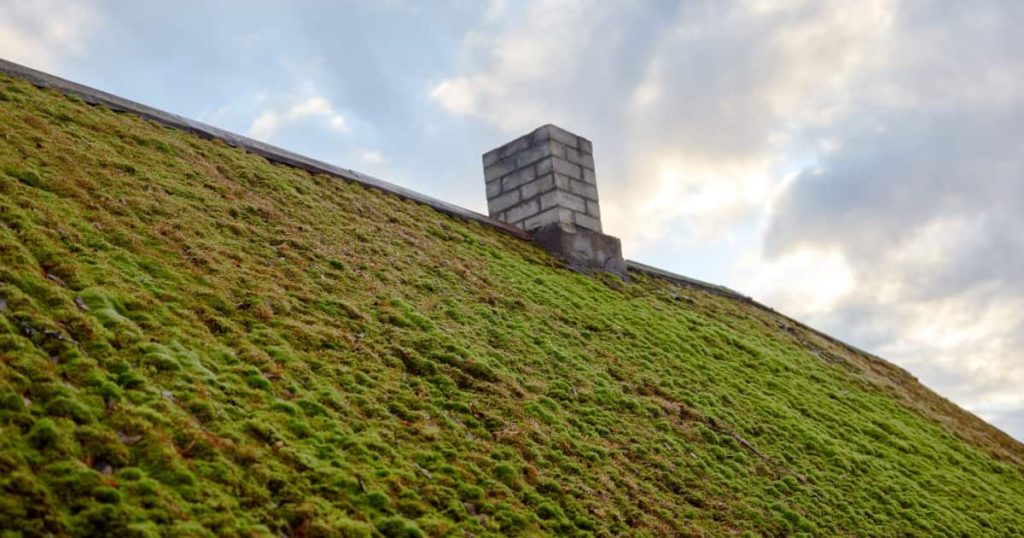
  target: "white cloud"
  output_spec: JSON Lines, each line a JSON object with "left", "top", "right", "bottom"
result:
{"left": 289, "top": 96, "right": 333, "bottom": 117}
{"left": 758, "top": 1, "right": 1024, "bottom": 440}
{"left": 867, "top": 289, "right": 1024, "bottom": 428}
{"left": 328, "top": 116, "right": 348, "bottom": 132}
{"left": 738, "top": 247, "right": 855, "bottom": 315}
{"left": 430, "top": 77, "right": 481, "bottom": 116}
{"left": 430, "top": 0, "right": 897, "bottom": 248}
{"left": 610, "top": 0, "right": 895, "bottom": 248}
{"left": 625, "top": 155, "right": 775, "bottom": 246}
{"left": 429, "top": 0, "right": 620, "bottom": 132}
{"left": 247, "top": 94, "right": 349, "bottom": 141}
{"left": 434, "top": 0, "right": 1024, "bottom": 439}
{"left": 247, "top": 111, "right": 280, "bottom": 141}
{"left": 0, "top": 0, "right": 102, "bottom": 70}
{"left": 357, "top": 149, "right": 387, "bottom": 166}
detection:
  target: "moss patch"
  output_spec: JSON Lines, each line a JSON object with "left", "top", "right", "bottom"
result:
{"left": 0, "top": 73, "right": 1022, "bottom": 536}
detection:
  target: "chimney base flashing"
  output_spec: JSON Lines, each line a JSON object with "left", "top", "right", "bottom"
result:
{"left": 533, "top": 222, "right": 627, "bottom": 278}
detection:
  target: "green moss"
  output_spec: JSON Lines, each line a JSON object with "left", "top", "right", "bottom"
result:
{"left": 26, "top": 418, "right": 61, "bottom": 450}
{"left": 375, "top": 516, "right": 424, "bottom": 538}
{"left": 0, "top": 71, "right": 1021, "bottom": 537}
{"left": 2, "top": 165, "right": 44, "bottom": 189}
{"left": 364, "top": 490, "right": 391, "bottom": 511}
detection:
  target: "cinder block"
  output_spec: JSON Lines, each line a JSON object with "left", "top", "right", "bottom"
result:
{"left": 569, "top": 179, "right": 598, "bottom": 200}
{"left": 487, "top": 189, "right": 520, "bottom": 214}
{"left": 530, "top": 124, "right": 579, "bottom": 149}
{"left": 486, "top": 179, "right": 502, "bottom": 198}
{"left": 532, "top": 222, "right": 625, "bottom": 277}
{"left": 548, "top": 127, "right": 579, "bottom": 149}
{"left": 529, "top": 125, "right": 554, "bottom": 144}
{"left": 551, "top": 173, "right": 571, "bottom": 191}
{"left": 502, "top": 167, "right": 537, "bottom": 191}
{"left": 551, "top": 158, "right": 582, "bottom": 180}
{"left": 482, "top": 124, "right": 605, "bottom": 235}
{"left": 535, "top": 156, "right": 554, "bottom": 176}
{"left": 522, "top": 207, "right": 573, "bottom": 230}
{"left": 505, "top": 198, "right": 540, "bottom": 223}
{"left": 520, "top": 175, "right": 555, "bottom": 200}
{"left": 514, "top": 141, "right": 559, "bottom": 168}
{"left": 483, "top": 147, "right": 502, "bottom": 168}
{"left": 527, "top": 171, "right": 570, "bottom": 193}
{"left": 574, "top": 211, "right": 602, "bottom": 232}
{"left": 499, "top": 136, "right": 530, "bottom": 159}
{"left": 540, "top": 190, "right": 587, "bottom": 213}
{"left": 565, "top": 148, "right": 595, "bottom": 170}
{"left": 484, "top": 159, "right": 516, "bottom": 182}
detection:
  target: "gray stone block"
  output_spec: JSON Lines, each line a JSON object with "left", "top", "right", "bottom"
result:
{"left": 573, "top": 211, "right": 602, "bottom": 232}
{"left": 484, "top": 159, "right": 516, "bottom": 182}
{"left": 565, "top": 148, "right": 595, "bottom": 170}
{"left": 551, "top": 172, "right": 571, "bottom": 191}
{"left": 582, "top": 168, "right": 596, "bottom": 185}
{"left": 522, "top": 207, "right": 573, "bottom": 230}
{"left": 551, "top": 158, "right": 582, "bottom": 180}
{"left": 532, "top": 222, "right": 626, "bottom": 277}
{"left": 548, "top": 127, "right": 580, "bottom": 149}
{"left": 530, "top": 124, "right": 579, "bottom": 149}
{"left": 526, "top": 171, "right": 571, "bottom": 194}
{"left": 513, "top": 141, "right": 560, "bottom": 168}
{"left": 529, "top": 124, "right": 553, "bottom": 143}
{"left": 502, "top": 167, "right": 537, "bottom": 191}
{"left": 520, "top": 175, "right": 555, "bottom": 200}
{"left": 486, "top": 179, "right": 502, "bottom": 198}
{"left": 505, "top": 198, "right": 540, "bottom": 223}
{"left": 568, "top": 179, "right": 598, "bottom": 200}
{"left": 578, "top": 137, "right": 592, "bottom": 154}
{"left": 487, "top": 189, "right": 520, "bottom": 214}
{"left": 500, "top": 136, "right": 530, "bottom": 159}
{"left": 540, "top": 190, "right": 587, "bottom": 213}
{"left": 586, "top": 199, "right": 601, "bottom": 219}
{"left": 535, "top": 156, "right": 554, "bottom": 176}
{"left": 483, "top": 147, "right": 502, "bottom": 168}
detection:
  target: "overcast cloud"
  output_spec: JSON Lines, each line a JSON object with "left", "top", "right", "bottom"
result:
{"left": 1, "top": 0, "right": 1021, "bottom": 440}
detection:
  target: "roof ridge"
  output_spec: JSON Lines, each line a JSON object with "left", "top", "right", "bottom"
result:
{"left": 0, "top": 57, "right": 530, "bottom": 241}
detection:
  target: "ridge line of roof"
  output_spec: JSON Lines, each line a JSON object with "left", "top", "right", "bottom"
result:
{"left": 0, "top": 58, "right": 531, "bottom": 241}
{"left": 625, "top": 260, "right": 899, "bottom": 373}
{"left": 625, "top": 260, "right": 745, "bottom": 299}
{"left": 0, "top": 57, "right": 893, "bottom": 373}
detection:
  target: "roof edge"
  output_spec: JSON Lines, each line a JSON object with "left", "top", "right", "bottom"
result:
{"left": 0, "top": 58, "right": 531, "bottom": 240}
{"left": 625, "top": 260, "right": 900, "bottom": 373}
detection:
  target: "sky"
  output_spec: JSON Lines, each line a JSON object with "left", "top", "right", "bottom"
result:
{"left": 2, "top": 0, "right": 1022, "bottom": 441}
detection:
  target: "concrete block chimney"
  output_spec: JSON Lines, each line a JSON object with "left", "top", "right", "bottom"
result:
{"left": 483, "top": 124, "right": 602, "bottom": 231}
{"left": 482, "top": 124, "right": 626, "bottom": 276}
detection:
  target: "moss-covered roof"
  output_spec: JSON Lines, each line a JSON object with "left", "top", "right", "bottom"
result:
{"left": 0, "top": 71, "right": 1022, "bottom": 537}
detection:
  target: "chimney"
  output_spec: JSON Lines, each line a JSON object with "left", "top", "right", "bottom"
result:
{"left": 483, "top": 124, "right": 626, "bottom": 276}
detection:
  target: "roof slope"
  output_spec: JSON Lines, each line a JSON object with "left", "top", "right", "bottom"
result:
{"left": 0, "top": 72, "right": 1022, "bottom": 537}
